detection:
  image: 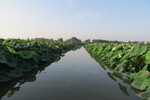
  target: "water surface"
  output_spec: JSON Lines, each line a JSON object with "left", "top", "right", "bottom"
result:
{"left": 0, "top": 47, "right": 140, "bottom": 100}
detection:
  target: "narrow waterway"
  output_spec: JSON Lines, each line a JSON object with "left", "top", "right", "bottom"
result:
{"left": 0, "top": 47, "right": 140, "bottom": 100}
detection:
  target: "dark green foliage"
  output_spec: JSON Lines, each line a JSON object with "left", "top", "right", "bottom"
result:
{"left": 65, "top": 37, "right": 82, "bottom": 45}
{"left": 0, "top": 39, "right": 74, "bottom": 82}
{"left": 85, "top": 43, "right": 150, "bottom": 99}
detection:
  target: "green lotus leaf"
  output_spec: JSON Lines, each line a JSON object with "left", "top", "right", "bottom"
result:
{"left": 0, "top": 53, "right": 17, "bottom": 68}
{"left": 138, "top": 90, "right": 150, "bottom": 100}
{"left": 37, "top": 55, "right": 50, "bottom": 61}
{"left": 18, "top": 51, "right": 37, "bottom": 59}
{"left": 105, "top": 51, "right": 113, "bottom": 58}
{"left": 110, "top": 50, "right": 122, "bottom": 60}
{"left": 9, "top": 69, "right": 23, "bottom": 78}
{"left": 119, "top": 59, "right": 128, "bottom": 66}
{"left": 131, "top": 77, "right": 150, "bottom": 90}
{"left": 18, "top": 51, "right": 33, "bottom": 59}
{"left": 18, "top": 62, "right": 32, "bottom": 72}
{"left": 132, "top": 44, "right": 140, "bottom": 50}
{"left": 122, "top": 72, "right": 136, "bottom": 78}
{"left": 147, "top": 85, "right": 150, "bottom": 91}
{"left": 27, "top": 61, "right": 38, "bottom": 68}
{"left": 92, "top": 46, "right": 98, "bottom": 52}
{"left": 134, "top": 70, "right": 149, "bottom": 79}
{"left": 145, "top": 59, "right": 150, "bottom": 65}
{"left": 110, "top": 54, "right": 118, "bottom": 61}
{"left": 30, "top": 51, "right": 38, "bottom": 56}
{"left": 33, "top": 56, "right": 38, "bottom": 63}
{"left": 143, "top": 65, "right": 148, "bottom": 70}
{"left": 0, "top": 53, "right": 7, "bottom": 63}
{"left": 146, "top": 51, "right": 150, "bottom": 59}
{"left": 112, "top": 46, "right": 117, "bottom": 51}
{"left": 113, "top": 65, "right": 124, "bottom": 73}
{"left": 120, "top": 52, "right": 131, "bottom": 61}
{"left": 130, "top": 46, "right": 147, "bottom": 57}
{"left": 96, "top": 47, "right": 103, "bottom": 55}
{"left": 0, "top": 71, "right": 10, "bottom": 82}
{"left": 0, "top": 75, "right": 10, "bottom": 82}
{"left": 7, "top": 47, "right": 17, "bottom": 54}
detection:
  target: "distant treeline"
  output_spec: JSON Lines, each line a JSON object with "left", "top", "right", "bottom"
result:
{"left": 33, "top": 37, "right": 122, "bottom": 44}
{"left": 28, "top": 37, "right": 149, "bottom": 44}
{"left": 34, "top": 37, "right": 82, "bottom": 44}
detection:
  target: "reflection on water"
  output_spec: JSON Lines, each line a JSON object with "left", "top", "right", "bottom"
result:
{"left": 0, "top": 47, "right": 141, "bottom": 100}
{"left": 118, "top": 83, "right": 130, "bottom": 96}
{"left": 0, "top": 46, "right": 82, "bottom": 100}
{"left": 89, "top": 53, "right": 143, "bottom": 99}
{"left": 107, "top": 72, "right": 117, "bottom": 82}
{"left": 0, "top": 62, "right": 49, "bottom": 99}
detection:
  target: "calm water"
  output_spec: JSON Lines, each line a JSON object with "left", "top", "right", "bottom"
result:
{"left": 0, "top": 47, "right": 140, "bottom": 100}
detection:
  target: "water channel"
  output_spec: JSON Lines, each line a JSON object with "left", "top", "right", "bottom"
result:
{"left": 0, "top": 47, "right": 140, "bottom": 100}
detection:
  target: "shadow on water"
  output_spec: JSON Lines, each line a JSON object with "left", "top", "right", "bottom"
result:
{"left": 0, "top": 46, "right": 82, "bottom": 100}
{"left": 89, "top": 53, "right": 144, "bottom": 98}
{"left": 0, "top": 61, "right": 51, "bottom": 100}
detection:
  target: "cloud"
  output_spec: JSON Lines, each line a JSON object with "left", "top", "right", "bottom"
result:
{"left": 67, "top": 0, "right": 74, "bottom": 6}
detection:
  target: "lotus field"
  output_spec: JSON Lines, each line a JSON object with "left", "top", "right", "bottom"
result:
{"left": 85, "top": 43, "right": 150, "bottom": 99}
{"left": 0, "top": 39, "right": 74, "bottom": 82}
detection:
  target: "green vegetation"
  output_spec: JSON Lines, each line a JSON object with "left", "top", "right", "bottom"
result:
{"left": 0, "top": 38, "right": 74, "bottom": 82}
{"left": 0, "top": 65, "right": 48, "bottom": 99}
{"left": 91, "top": 39, "right": 121, "bottom": 43}
{"left": 85, "top": 43, "right": 150, "bottom": 99}
{"left": 65, "top": 37, "right": 83, "bottom": 45}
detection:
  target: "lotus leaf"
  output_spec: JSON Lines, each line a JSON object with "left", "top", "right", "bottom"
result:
{"left": 130, "top": 46, "right": 147, "bottom": 57}
{"left": 0, "top": 53, "right": 17, "bottom": 68}
{"left": 138, "top": 90, "right": 150, "bottom": 100}
{"left": 113, "top": 65, "right": 124, "bottom": 73}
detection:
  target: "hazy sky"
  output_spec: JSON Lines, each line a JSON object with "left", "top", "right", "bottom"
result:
{"left": 0, "top": 0, "right": 150, "bottom": 41}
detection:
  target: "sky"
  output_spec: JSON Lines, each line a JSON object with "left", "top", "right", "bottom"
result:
{"left": 0, "top": 0, "right": 150, "bottom": 41}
